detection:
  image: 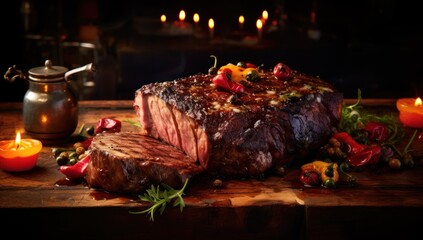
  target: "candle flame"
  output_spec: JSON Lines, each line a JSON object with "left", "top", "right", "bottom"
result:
{"left": 262, "top": 10, "right": 268, "bottom": 20}
{"left": 239, "top": 15, "right": 244, "bottom": 24}
{"left": 179, "top": 10, "right": 186, "bottom": 21}
{"left": 15, "top": 132, "right": 21, "bottom": 149}
{"left": 256, "top": 19, "right": 263, "bottom": 30}
{"left": 208, "top": 18, "right": 214, "bottom": 29}
{"left": 160, "top": 14, "right": 166, "bottom": 23}
{"left": 41, "top": 115, "right": 48, "bottom": 123}
{"left": 415, "top": 97, "right": 422, "bottom": 107}
{"left": 193, "top": 13, "right": 199, "bottom": 23}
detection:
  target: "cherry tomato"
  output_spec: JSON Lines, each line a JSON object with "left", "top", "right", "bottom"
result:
{"left": 273, "top": 62, "right": 292, "bottom": 80}
{"left": 364, "top": 122, "right": 389, "bottom": 143}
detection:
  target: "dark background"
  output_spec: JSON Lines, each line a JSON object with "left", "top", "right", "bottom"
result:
{"left": 1, "top": 0, "right": 422, "bottom": 102}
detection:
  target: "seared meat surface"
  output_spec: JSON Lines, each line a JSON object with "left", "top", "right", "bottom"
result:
{"left": 134, "top": 69, "right": 343, "bottom": 177}
{"left": 86, "top": 132, "right": 204, "bottom": 194}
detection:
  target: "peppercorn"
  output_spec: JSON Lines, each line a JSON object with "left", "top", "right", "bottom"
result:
{"left": 56, "top": 156, "right": 68, "bottom": 166}
{"left": 212, "top": 179, "right": 223, "bottom": 188}
{"left": 75, "top": 146, "right": 85, "bottom": 155}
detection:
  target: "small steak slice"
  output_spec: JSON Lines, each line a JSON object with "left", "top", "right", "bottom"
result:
{"left": 86, "top": 132, "right": 204, "bottom": 194}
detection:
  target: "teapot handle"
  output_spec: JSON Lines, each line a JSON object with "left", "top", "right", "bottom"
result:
{"left": 64, "top": 63, "right": 95, "bottom": 81}
{"left": 4, "top": 65, "right": 27, "bottom": 82}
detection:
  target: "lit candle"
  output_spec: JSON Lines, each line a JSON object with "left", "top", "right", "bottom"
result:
{"left": 262, "top": 10, "right": 269, "bottom": 24}
{"left": 160, "top": 14, "right": 167, "bottom": 24}
{"left": 238, "top": 15, "right": 244, "bottom": 30}
{"left": 256, "top": 19, "right": 263, "bottom": 41}
{"left": 0, "top": 132, "right": 42, "bottom": 172}
{"left": 396, "top": 97, "right": 423, "bottom": 128}
{"left": 208, "top": 18, "right": 214, "bottom": 39}
{"left": 160, "top": 14, "right": 167, "bottom": 30}
{"left": 193, "top": 13, "right": 200, "bottom": 32}
{"left": 179, "top": 10, "right": 186, "bottom": 24}
{"left": 193, "top": 13, "right": 199, "bottom": 24}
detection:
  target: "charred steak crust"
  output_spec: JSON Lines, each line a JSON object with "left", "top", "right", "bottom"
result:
{"left": 86, "top": 132, "right": 204, "bottom": 194}
{"left": 134, "top": 69, "right": 343, "bottom": 177}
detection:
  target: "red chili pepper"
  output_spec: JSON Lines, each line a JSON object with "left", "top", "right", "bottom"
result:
{"left": 299, "top": 170, "right": 321, "bottom": 187}
{"left": 212, "top": 68, "right": 245, "bottom": 93}
{"left": 81, "top": 137, "right": 93, "bottom": 149}
{"left": 273, "top": 62, "right": 292, "bottom": 80}
{"left": 347, "top": 145, "right": 381, "bottom": 167}
{"left": 333, "top": 132, "right": 364, "bottom": 154}
{"left": 95, "top": 118, "right": 122, "bottom": 134}
{"left": 364, "top": 121, "right": 389, "bottom": 143}
{"left": 246, "top": 62, "right": 256, "bottom": 68}
{"left": 59, "top": 152, "right": 91, "bottom": 180}
{"left": 333, "top": 132, "right": 381, "bottom": 167}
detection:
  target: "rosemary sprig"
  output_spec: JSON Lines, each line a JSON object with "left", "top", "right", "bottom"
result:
{"left": 340, "top": 89, "right": 364, "bottom": 135}
{"left": 130, "top": 178, "right": 189, "bottom": 221}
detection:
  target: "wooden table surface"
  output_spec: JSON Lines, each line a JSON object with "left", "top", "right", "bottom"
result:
{"left": 1, "top": 100, "right": 422, "bottom": 240}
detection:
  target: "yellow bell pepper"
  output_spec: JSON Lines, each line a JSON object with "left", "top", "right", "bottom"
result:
{"left": 217, "top": 63, "right": 258, "bottom": 82}
{"left": 301, "top": 160, "right": 339, "bottom": 187}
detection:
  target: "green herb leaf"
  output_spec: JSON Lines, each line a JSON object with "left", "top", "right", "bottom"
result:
{"left": 340, "top": 89, "right": 405, "bottom": 146}
{"left": 129, "top": 178, "right": 189, "bottom": 221}
{"left": 123, "top": 119, "right": 141, "bottom": 128}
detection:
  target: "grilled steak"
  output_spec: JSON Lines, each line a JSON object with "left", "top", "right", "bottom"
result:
{"left": 133, "top": 67, "right": 343, "bottom": 177}
{"left": 86, "top": 132, "right": 204, "bottom": 194}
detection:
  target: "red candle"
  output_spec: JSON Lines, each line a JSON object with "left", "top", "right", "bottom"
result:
{"left": 0, "top": 132, "right": 42, "bottom": 172}
{"left": 396, "top": 97, "right": 423, "bottom": 128}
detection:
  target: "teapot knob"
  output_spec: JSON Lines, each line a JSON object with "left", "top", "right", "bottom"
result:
{"left": 45, "top": 59, "right": 53, "bottom": 69}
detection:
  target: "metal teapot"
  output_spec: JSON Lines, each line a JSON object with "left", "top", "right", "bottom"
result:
{"left": 4, "top": 60, "right": 95, "bottom": 142}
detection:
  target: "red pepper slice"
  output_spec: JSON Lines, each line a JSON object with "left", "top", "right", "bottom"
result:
{"left": 333, "top": 132, "right": 364, "bottom": 154}
{"left": 246, "top": 63, "right": 257, "bottom": 68}
{"left": 212, "top": 68, "right": 245, "bottom": 93}
{"left": 299, "top": 170, "right": 321, "bottom": 187}
{"left": 333, "top": 132, "right": 381, "bottom": 167}
{"left": 80, "top": 137, "right": 93, "bottom": 149}
{"left": 59, "top": 152, "right": 91, "bottom": 180}
{"left": 95, "top": 118, "right": 122, "bottom": 134}
{"left": 347, "top": 145, "right": 381, "bottom": 167}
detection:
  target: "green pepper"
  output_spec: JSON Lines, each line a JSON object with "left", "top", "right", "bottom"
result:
{"left": 323, "top": 178, "right": 336, "bottom": 188}
{"left": 246, "top": 69, "right": 260, "bottom": 82}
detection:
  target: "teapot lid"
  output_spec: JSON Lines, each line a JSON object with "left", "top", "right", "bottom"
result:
{"left": 28, "top": 60, "right": 69, "bottom": 82}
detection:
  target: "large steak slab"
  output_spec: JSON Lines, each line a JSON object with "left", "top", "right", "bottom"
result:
{"left": 134, "top": 67, "right": 343, "bottom": 177}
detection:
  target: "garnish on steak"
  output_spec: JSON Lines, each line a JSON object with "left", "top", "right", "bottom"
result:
{"left": 133, "top": 62, "right": 343, "bottom": 178}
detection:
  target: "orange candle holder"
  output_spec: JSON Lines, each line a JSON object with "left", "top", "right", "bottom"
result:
{"left": 0, "top": 133, "right": 42, "bottom": 172}
{"left": 396, "top": 97, "right": 423, "bottom": 128}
